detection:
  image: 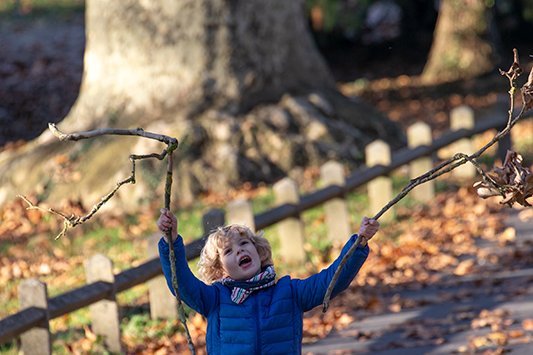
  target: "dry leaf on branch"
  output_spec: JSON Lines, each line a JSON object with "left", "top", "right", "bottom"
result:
{"left": 522, "top": 64, "right": 533, "bottom": 111}
{"left": 473, "top": 150, "right": 533, "bottom": 207}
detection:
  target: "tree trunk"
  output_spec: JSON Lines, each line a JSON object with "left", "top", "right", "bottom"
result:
{"left": 422, "top": 0, "right": 500, "bottom": 83}
{"left": 67, "top": 0, "right": 336, "bottom": 128}
{"left": 0, "top": 0, "right": 402, "bottom": 210}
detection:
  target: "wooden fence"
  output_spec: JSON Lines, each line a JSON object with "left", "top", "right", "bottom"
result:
{"left": 0, "top": 104, "right": 525, "bottom": 353}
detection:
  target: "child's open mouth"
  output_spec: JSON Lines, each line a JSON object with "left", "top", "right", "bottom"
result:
{"left": 239, "top": 255, "right": 252, "bottom": 268}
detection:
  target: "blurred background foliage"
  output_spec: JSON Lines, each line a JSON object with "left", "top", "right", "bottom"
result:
{"left": 2, "top": 0, "right": 532, "bottom": 38}
{"left": 304, "top": 0, "right": 533, "bottom": 45}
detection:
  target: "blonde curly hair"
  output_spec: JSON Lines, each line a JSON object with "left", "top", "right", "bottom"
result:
{"left": 198, "top": 224, "right": 273, "bottom": 284}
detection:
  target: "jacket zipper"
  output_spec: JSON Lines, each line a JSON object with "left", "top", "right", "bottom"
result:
{"left": 255, "top": 296, "right": 260, "bottom": 354}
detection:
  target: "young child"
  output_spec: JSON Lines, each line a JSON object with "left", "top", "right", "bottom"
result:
{"left": 157, "top": 208, "right": 379, "bottom": 354}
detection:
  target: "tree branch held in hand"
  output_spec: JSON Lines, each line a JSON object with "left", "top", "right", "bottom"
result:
{"left": 323, "top": 50, "right": 533, "bottom": 313}
{"left": 21, "top": 125, "right": 196, "bottom": 354}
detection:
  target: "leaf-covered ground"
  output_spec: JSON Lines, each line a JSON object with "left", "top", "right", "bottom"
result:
{"left": 302, "top": 189, "right": 533, "bottom": 354}
{"left": 1, "top": 181, "right": 532, "bottom": 354}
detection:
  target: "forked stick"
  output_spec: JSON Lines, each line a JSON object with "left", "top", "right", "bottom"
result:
{"left": 21, "top": 125, "right": 196, "bottom": 354}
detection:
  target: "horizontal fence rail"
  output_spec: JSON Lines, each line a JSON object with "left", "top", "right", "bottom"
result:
{"left": 1, "top": 107, "right": 530, "bottom": 346}
{"left": 255, "top": 110, "right": 524, "bottom": 229}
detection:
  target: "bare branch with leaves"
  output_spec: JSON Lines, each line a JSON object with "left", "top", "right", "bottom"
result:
{"left": 21, "top": 125, "right": 176, "bottom": 239}
{"left": 323, "top": 49, "right": 533, "bottom": 312}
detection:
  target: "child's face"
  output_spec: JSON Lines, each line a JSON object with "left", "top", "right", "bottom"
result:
{"left": 219, "top": 235, "right": 261, "bottom": 281}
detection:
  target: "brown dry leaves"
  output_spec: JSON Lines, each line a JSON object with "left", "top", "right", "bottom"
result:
{"left": 461, "top": 309, "right": 533, "bottom": 353}
{"left": 521, "top": 62, "right": 533, "bottom": 111}
{"left": 0, "top": 195, "right": 155, "bottom": 320}
{"left": 354, "top": 187, "right": 505, "bottom": 289}
{"left": 303, "top": 186, "right": 531, "bottom": 349}
{"left": 1, "top": 185, "right": 530, "bottom": 353}
{"left": 474, "top": 150, "right": 533, "bottom": 207}
{"left": 303, "top": 309, "right": 354, "bottom": 343}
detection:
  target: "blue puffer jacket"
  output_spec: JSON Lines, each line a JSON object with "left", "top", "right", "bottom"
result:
{"left": 159, "top": 234, "right": 369, "bottom": 354}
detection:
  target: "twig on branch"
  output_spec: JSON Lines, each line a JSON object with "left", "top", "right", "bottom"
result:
{"left": 20, "top": 124, "right": 196, "bottom": 354}
{"left": 48, "top": 124, "right": 178, "bottom": 146}
{"left": 21, "top": 125, "right": 176, "bottom": 239}
{"left": 18, "top": 195, "right": 74, "bottom": 239}
{"left": 322, "top": 50, "right": 533, "bottom": 313}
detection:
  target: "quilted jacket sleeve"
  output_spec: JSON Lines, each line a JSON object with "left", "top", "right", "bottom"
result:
{"left": 293, "top": 234, "right": 369, "bottom": 312}
{"left": 158, "top": 236, "right": 217, "bottom": 316}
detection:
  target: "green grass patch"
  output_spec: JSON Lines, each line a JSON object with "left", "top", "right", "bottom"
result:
{"left": 121, "top": 313, "right": 179, "bottom": 342}
{"left": 0, "top": 0, "right": 83, "bottom": 19}
{"left": 70, "top": 227, "right": 123, "bottom": 255}
{"left": 176, "top": 206, "right": 205, "bottom": 242}
{"left": 117, "top": 284, "right": 148, "bottom": 307}
{"left": 0, "top": 341, "right": 18, "bottom": 355}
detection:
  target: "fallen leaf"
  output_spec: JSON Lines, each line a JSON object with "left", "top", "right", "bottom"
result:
{"left": 522, "top": 319, "right": 533, "bottom": 330}
{"left": 470, "top": 335, "right": 489, "bottom": 348}
{"left": 389, "top": 303, "right": 402, "bottom": 313}
{"left": 522, "top": 66, "right": 533, "bottom": 111}
{"left": 336, "top": 313, "right": 353, "bottom": 327}
{"left": 518, "top": 208, "right": 533, "bottom": 221}
{"left": 454, "top": 259, "right": 475, "bottom": 276}
{"left": 83, "top": 325, "right": 97, "bottom": 342}
{"left": 499, "top": 227, "right": 516, "bottom": 245}
{"left": 487, "top": 331, "right": 508, "bottom": 345}
{"left": 508, "top": 329, "right": 525, "bottom": 338}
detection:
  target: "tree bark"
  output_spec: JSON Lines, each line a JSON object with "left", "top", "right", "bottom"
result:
{"left": 422, "top": 0, "right": 500, "bottom": 83}
{"left": 66, "top": 0, "right": 335, "bottom": 129}
{"left": 0, "top": 0, "right": 402, "bottom": 209}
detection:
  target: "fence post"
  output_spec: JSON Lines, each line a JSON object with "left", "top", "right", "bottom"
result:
{"left": 203, "top": 208, "right": 226, "bottom": 234}
{"left": 273, "top": 177, "right": 306, "bottom": 264}
{"left": 321, "top": 161, "right": 351, "bottom": 244}
{"left": 147, "top": 234, "right": 177, "bottom": 320}
{"left": 85, "top": 254, "right": 122, "bottom": 353}
{"left": 19, "top": 279, "right": 51, "bottom": 355}
{"left": 407, "top": 122, "right": 435, "bottom": 203}
{"left": 227, "top": 199, "right": 255, "bottom": 230}
{"left": 366, "top": 140, "right": 393, "bottom": 222}
{"left": 450, "top": 105, "right": 476, "bottom": 179}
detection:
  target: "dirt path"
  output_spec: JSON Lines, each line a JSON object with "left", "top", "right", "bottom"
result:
{"left": 303, "top": 208, "right": 533, "bottom": 354}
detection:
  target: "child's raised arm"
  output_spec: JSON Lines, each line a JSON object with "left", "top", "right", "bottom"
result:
{"left": 157, "top": 208, "right": 218, "bottom": 316}
{"left": 293, "top": 217, "right": 378, "bottom": 311}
